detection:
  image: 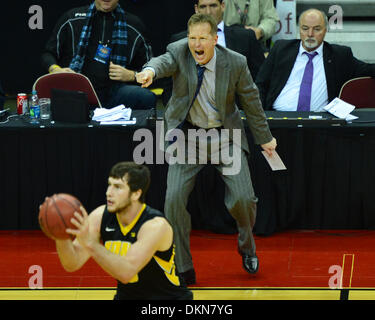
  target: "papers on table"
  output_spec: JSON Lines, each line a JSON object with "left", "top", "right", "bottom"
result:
{"left": 100, "top": 119, "right": 136, "bottom": 125}
{"left": 92, "top": 105, "right": 136, "bottom": 125}
{"left": 323, "top": 98, "right": 358, "bottom": 121}
{"left": 261, "top": 150, "right": 287, "bottom": 171}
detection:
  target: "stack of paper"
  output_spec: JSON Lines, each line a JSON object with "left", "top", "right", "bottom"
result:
{"left": 92, "top": 105, "right": 136, "bottom": 125}
{"left": 323, "top": 98, "right": 358, "bottom": 121}
{"left": 261, "top": 151, "right": 287, "bottom": 171}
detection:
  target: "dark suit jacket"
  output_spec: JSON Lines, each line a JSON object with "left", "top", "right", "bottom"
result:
{"left": 160, "top": 25, "right": 265, "bottom": 105}
{"left": 145, "top": 39, "right": 272, "bottom": 154}
{"left": 255, "top": 39, "right": 375, "bottom": 110}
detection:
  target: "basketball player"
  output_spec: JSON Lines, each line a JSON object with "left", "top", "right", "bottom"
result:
{"left": 52, "top": 162, "right": 193, "bottom": 300}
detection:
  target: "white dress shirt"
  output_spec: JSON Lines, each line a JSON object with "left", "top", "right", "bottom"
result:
{"left": 217, "top": 21, "right": 226, "bottom": 48}
{"left": 188, "top": 49, "right": 222, "bottom": 128}
{"left": 273, "top": 42, "right": 328, "bottom": 112}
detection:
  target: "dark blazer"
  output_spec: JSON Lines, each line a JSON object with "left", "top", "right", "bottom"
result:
{"left": 145, "top": 39, "right": 272, "bottom": 154}
{"left": 160, "top": 25, "right": 265, "bottom": 106}
{"left": 255, "top": 39, "right": 375, "bottom": 110}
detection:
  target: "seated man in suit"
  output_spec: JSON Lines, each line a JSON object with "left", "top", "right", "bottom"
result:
{"left": 161, "top": 0, "right": 265, "bottom": 106}
{"left": 256, "top": 8, "right": 375, "bottom": 111}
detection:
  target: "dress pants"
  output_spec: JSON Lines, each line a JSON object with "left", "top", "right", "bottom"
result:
{"left": 97, "top": 83, "right": 157, "bottom": 110}
{"left": 164, "top": 124, "right": 258, "bottom": 273}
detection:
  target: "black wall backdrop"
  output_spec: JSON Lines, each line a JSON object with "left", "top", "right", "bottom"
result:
{"left": 1, "top": 0, "right": 194, "bottom": 94}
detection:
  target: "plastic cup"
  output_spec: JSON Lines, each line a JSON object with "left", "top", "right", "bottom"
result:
{"left": 39, "top": 98, "right": 51, "bottom": 120}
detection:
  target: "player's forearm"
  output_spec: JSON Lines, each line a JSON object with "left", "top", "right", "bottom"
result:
{"left": 85, "top": 241, "right": 138, "bottom": 284}
{"left": 55, "top": 239, "right": 86, "bottom": 272}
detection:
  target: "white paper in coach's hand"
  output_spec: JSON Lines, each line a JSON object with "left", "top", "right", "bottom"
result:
{"left": 261, "top": 150, "right": 287, "bottom": 171}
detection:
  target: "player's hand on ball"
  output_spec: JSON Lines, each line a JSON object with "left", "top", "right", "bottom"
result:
{"left": 66, "top": 206, "right": 88, "bottom": 242}
{"left": 66, "top": 206, "right": 98, "bottom": 248}
{"left": 38, "top": 193, "right": 82, "bottom": 240}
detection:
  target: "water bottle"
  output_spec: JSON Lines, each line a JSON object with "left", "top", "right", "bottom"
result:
{"left": 30, "top": 90, "right": 40, "bottom": 121}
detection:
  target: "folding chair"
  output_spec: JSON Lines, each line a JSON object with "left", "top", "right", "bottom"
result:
{"left": 32, "top": 72, "right": 102, "bottom": 108}
{"left": 339, "top": 76, "right": 375, "bottom": 109}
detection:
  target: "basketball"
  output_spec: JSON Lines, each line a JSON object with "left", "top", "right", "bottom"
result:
{"left": 38, "top": 193, "right": 82, "bottom": 240}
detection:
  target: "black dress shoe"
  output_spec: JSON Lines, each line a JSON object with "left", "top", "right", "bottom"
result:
{"left": 241, "top": 254, "right": 259, "bottom": 274}
{"left": 179, "top": 268, "right": 196, "bottom": 285}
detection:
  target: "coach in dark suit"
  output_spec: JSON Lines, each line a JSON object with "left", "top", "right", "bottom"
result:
{"left": 256, "top": 8, "right": 375, "bottom": 111}
{"left": 161, "top": 0, "right": 265, "bottom": 106}
{"left": 137, "top": 13, "right": 276, "bottom": 285}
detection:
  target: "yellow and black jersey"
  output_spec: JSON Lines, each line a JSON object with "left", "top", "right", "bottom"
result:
{"left": 100, "top": 204, "right": 193, "bottom": 300}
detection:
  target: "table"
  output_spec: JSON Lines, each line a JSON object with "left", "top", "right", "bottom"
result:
{"left": 1, "top": 109, "right": 375, "bottom": 235}
{"left": 0, "top": 110, "right": 161, "bottom": 229}
{"left": 177, "top": 110, "right": 375, "bottom": 235}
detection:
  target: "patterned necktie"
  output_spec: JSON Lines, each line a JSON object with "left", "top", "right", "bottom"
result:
{"left": 297, "top": 52, "right": 318, "bottom": 111}
{"left": 168, "top": 65, "right": 206, "bottom": 144}
{"left": 190, "top": 64, "right": 206, "bottom": 108}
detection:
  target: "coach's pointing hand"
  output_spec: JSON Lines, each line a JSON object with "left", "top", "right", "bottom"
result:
{"left": 136, "top": 69, "right": 154, "bottom": 88}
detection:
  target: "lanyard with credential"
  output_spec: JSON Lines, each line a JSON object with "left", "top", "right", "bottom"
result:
{"left": 94, "top": 15, "right": 111, "bottom": 64}
{"left": 233, "top": 0, "right": 251, "bottom": 26}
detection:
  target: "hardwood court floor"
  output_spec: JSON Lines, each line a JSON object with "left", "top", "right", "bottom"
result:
{"left": 1, "top": 229, "right": 375, "bottom": 300}
{"left": 1, "top": 287, "right": 375, "bottom": 300}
